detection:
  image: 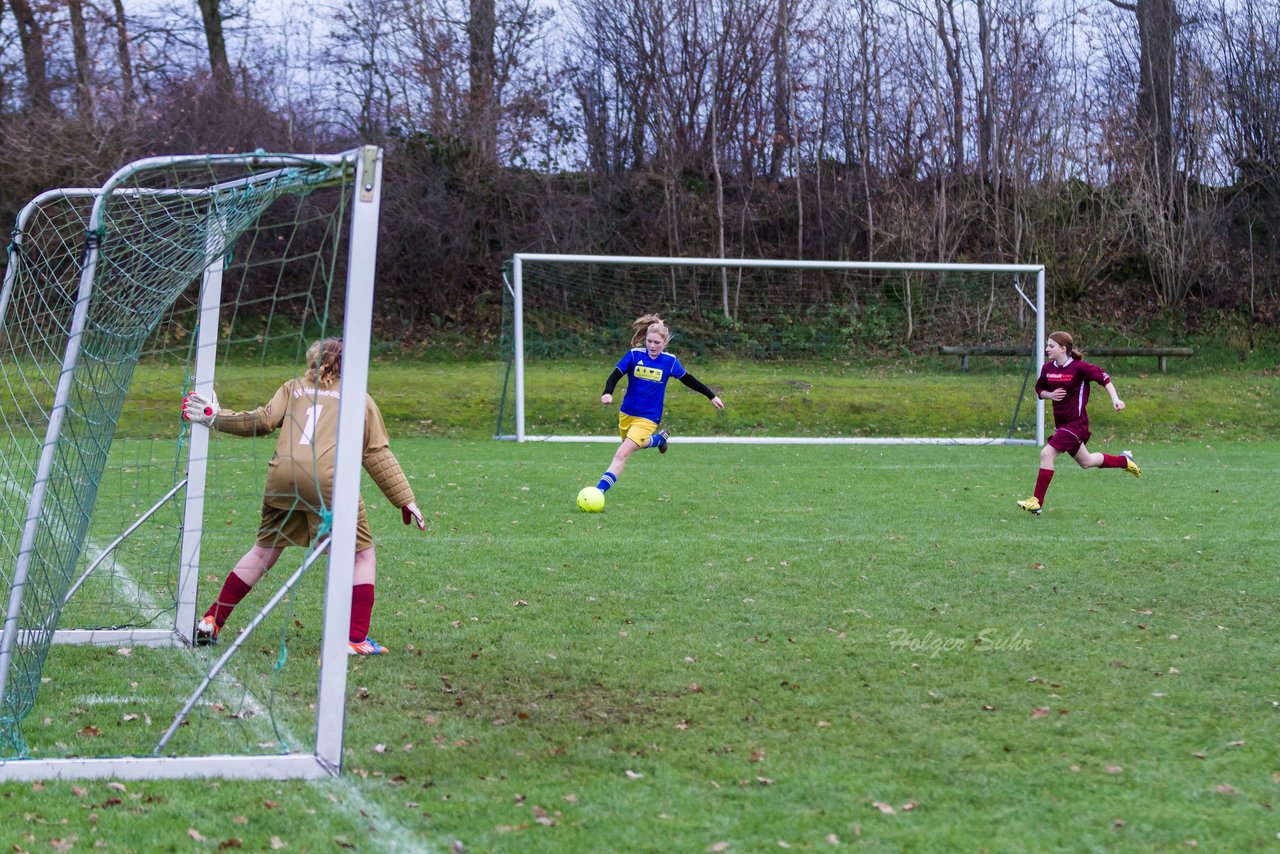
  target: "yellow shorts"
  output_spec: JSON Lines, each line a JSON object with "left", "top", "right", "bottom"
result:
{"left": 257, "top": 499, "right": 374, "bottom": 552}
{"left": 618, "top": 413, "right": 660, "bottom": 447}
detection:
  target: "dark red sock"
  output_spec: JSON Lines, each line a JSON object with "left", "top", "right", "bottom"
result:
{"left": 1034, "top": 468, "right": 1054, "bottom": 503}
{"left": 350, "top": 584, "right": 375, "bottom": 643}
{"left": 205, "top": 573, "right": 253, "bottom": 627}
{"left": 1100, "top": 454, "right": 1125, "bottom": 468}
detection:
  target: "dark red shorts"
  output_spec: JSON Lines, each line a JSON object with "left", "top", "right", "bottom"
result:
{"left": 1048, "top": 426, "right": 1090, "bottom": 455}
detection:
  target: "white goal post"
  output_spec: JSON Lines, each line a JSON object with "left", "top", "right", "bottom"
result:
{"left": 500, "top": 254, "right": 1046, "bottom": 446}
{"left": 0, "top": 147, "right": 384, "bottom": 781}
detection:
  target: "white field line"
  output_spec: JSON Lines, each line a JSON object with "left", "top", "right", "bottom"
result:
{"left": 3, "top": 473, "right": 432, "bottom": 852}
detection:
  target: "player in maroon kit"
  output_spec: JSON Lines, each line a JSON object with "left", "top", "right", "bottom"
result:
{"left": 1017, "top": 331, "right": 1141, "bottom": 515}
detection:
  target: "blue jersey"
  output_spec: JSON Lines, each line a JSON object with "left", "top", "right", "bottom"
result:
{"left": 615, "top": 349, "right": 686, "bottom": 423}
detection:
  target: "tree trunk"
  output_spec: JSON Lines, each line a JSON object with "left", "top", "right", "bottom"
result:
{"left": 109, "top": 0, "right": 137, "bottom": 110}
{"left": 196, "top": 0, "right": 235, "bottom": 101}
{"left": 1109, "top": 0, "right": 1179, "bottom": 179}
{"left": 1136, "top": 0, "right": 1177, "bottom": 180}
{"left": 7, "top": 0, "right": 53, "bottom": 112}
{"left": 468, "top": 0, "right": 498, "bottom": 166}
{"left": 975, "top": 0, "right": 993, "bottom": 184}
{"left": 933, "top": 0, "right": 965, "bottom": 171}
{"left": 69, "top": 0, "right": 94, "bottom": 119}
{"left": 768, "top": 0, "right": 791, "bottom": 179}
{"left": 712, "top": 103, "right": 729, "bottom": 317}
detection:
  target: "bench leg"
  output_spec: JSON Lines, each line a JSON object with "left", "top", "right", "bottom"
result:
{"left": 1158, "top": 355, "right": 1167, "bottom": 373}
{"left": 961, "top": 354, "right": 970, "bottom": 371}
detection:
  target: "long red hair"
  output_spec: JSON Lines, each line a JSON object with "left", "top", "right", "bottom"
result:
{"left": 1048, "top": 331, "right": 1083, "bottom": 360}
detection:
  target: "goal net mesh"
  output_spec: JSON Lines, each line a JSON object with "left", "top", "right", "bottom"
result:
{"left": 0, "top": 154, "right": 357, "bottom": 762}
{"left": 498, "top": 258, "right": 1042, "bottom": 443}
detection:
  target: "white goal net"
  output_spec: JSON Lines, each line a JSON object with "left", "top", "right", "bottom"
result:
{"left": 0, "top": 148, "right": 383, "bottom": 780}
{"left": 498, "top": 255, "right": 1046, "bottom": 445}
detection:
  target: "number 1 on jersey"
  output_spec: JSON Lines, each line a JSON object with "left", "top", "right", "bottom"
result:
{"left": 299, "top": 404, "right": 322, "bottom": 446}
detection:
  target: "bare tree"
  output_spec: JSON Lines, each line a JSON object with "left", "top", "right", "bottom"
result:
{"left": 196, "top": 0, "right": 235, "bottom": 100}
{"left": 931, "top": 0, "right": 965, "bottom": 172}
{"left": 6, "top": 0, "right": 53, "bottom": 112}
{"left": 468, "top": 0, "right": 497, "bottom": 164}
{"left": 767, "top": 0, "right": 792, "bottom": 179}
{"left": 1212, "top": 0, "right": 1280, "bottom": 315}
{"left": 105, "top": 0, "right": 137, "bottom": 110}
{"left": 1107, "top": 0, "right": 1179, "bottom": 180}
{"left": 69, "top": 0, "right": 94, "bottom": 118}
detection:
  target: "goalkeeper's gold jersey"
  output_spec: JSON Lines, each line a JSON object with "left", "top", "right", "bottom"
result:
{"left": 214, "top": 377, "right": 414, "bottom": 512}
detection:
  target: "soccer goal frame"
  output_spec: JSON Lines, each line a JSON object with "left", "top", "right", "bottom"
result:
{"left": 500, "top": 254, "right": 1046, "bottom": 446}
{"left": 0, "top": 147, "right": 384, "bottom": 781}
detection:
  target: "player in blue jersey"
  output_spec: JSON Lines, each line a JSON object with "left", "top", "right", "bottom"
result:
{"left": 593, "top": 314, "right": 724, "bottom": 495}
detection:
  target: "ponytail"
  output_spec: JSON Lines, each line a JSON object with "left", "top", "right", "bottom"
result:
{"left": 630, "top": 314, "right": 671, "bottom": 348}
{"left": 1048, "top": 331, "right": 1083, "bottom": 360}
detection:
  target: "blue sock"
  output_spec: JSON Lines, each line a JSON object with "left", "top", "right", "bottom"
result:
{"left": 597, "top": 472, "right": 616, "bottom": 492}
{"left": 650, "top": 432, "right": 666, "bottom": 450}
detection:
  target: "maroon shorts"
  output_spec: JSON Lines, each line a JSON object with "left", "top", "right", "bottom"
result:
{"left": 1048, "top": 426, "right": 1090, "bottom": 455}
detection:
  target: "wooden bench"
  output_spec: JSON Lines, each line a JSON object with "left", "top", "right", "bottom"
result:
{"left": 939, "top": 345, "right": 1194, "bottom": 373}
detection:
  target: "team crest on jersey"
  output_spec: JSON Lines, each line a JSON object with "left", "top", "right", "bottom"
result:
{"left": 634, "top": 365, "right": 663, "bottom": 382}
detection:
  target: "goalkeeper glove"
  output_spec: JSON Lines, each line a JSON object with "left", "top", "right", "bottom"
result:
{"left": 182, "top": 389, "right": 219, "bottom": 426}
{"left": 401, "top": 501, "right": 426, "bottom": 532}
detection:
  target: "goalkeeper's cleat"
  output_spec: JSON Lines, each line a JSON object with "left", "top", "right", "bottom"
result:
{"left": 1122, "top": 450, "right": 1141, "bottom": 478}
{"left": 348, "top": 637, "right": 388, "bottom": 656}
{"left": 1017, "top": 497, "right": 1042, "bottom": 515}
{"left": 194, "top": 617, "right": 220, "bottom": 646}
{"left": 655, "top": 429, "right": 670, "bottom": 454}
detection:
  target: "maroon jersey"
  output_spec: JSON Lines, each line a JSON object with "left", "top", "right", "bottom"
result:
{"left": 1035, "top": 358, "right": 1110, "bottom": 432}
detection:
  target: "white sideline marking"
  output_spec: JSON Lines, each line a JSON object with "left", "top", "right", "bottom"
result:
{"left": 2, "top": 476, "right": 431, "bottom": 852}
{"left": 111, "top": 561, "right": 432, "bottom": 851}
{"left": 76, "top": 694, "right": 166, "bottom": 706}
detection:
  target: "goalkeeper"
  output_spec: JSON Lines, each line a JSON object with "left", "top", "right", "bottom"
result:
{"left": 182, "top": 337, "right": 425, "bottom": 655}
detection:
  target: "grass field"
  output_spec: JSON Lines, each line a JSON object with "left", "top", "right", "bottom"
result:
{"left": 4, "top": 430, "right": 1278, "bottom": 850}
{"left": 116, "top": 357, "right": 1280, "bottom": 442}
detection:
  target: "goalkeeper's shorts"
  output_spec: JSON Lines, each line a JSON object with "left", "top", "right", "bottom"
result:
{"left": 256, "top": 500, "right": 374, "bottom": 552}
{"left": 618, "top": 413, "right": 659, "bottom": 448}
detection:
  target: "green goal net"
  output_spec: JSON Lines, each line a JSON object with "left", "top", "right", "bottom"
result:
{"left": 0, "top": 149, "right": 383, "bottom": 779}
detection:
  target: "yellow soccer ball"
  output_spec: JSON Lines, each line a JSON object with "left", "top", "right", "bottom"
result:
{"left": 576, "top": 486, "right": 605, "bottom": 513}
